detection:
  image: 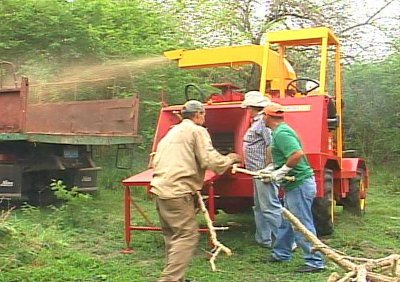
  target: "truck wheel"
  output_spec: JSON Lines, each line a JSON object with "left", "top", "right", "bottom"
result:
{"left": 312, "top": 170, "right": 334, "bottom": 236}
{"left": 342, "top": 169, "right": 365, "bottom": 216}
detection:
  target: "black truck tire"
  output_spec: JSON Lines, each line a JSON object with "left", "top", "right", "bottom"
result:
{"left": 342, "top": 169, "right": 365, "bottom": 216}
{"left": 312, "top": 170, "right": 334, "bottom": 236}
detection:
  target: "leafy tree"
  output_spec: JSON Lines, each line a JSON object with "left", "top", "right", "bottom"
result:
{"left": 0, "top": 0, "right": 94, "bottom": 64}
{"left": 0, "top": 0, "right": 183, "bottom": 67}
{"left": 344, "top": 50, "right": 400, "bottom": 163}
{"left": 157, "top": 0, "right": 399, "bottom": 58}
{"left": 155, "top": 0, "right": 400, "bottom": 89}
{"left": 70, "top": 0, "right": 183, "bottom": 57}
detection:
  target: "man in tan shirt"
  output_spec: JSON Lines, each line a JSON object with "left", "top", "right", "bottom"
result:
{"left": 150, "top": 100, "right": 240, "bottom": 282}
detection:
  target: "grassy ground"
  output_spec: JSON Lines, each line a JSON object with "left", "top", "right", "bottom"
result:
{"left": 0, "top": 163, "right": 399, "bottom": 282}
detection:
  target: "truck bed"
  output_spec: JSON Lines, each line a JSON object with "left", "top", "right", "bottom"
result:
{"left": 24, "top": 97, "right": 141, "bottom": 145}
{"left": 0, "top": 77, "right": 141, "bottom": 145}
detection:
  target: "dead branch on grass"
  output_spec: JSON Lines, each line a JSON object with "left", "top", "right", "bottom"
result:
{"left": 196, "top": 191, "right": 232, "bottom": 272}
{"left": 282, "top": 207, "right": 400, "bottom": 282}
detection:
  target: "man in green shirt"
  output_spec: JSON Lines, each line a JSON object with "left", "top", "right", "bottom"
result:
{"left": 262, "top": 102, "right": 325, "bottom": 273}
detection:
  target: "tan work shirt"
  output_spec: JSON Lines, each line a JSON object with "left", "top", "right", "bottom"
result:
{"left": 150, "top": 119, "right": 235, "bottom": 199}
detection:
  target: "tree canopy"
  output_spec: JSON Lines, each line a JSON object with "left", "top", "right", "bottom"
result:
{"left": 0, "top": 0, "right": 183, "bottom": 65}
{"left": 344, "top": 49, "right": 400, "bottom": 163}
{"left": 0, "top": 0, "right": 399, "bottom": 164}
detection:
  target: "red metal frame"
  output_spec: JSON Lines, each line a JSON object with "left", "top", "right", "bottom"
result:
{"left": 121, "top": 169, "right": 220, "bottom": 252}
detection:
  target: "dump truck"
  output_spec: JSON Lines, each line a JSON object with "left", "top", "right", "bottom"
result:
{"left": 0, "top": 61, "right": 141, "bottom": 202}
{"left": 122, "top": 27, "right": 368, "bottom": 248}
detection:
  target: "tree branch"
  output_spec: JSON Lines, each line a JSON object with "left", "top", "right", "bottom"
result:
{"left": 341, "top": 0, "right": 396, "bottom": 33}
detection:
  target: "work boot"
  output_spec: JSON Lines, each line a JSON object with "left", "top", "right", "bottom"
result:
{"left": 265, "top": 256, "right": 283, "bottom": 263}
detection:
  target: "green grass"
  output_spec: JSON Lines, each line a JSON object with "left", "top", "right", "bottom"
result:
{"left": 0, "top": 165, "right": 399, "bottom": 281}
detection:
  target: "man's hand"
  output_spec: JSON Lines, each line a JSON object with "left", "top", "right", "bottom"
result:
{"left": 257, "top": 163, "right": 275, "bottom": 175}
{"left": 271, "top": 164, "right": 292, "bottom": 182}
{"left": 227, "top": 153, "right": 241, "bottom": 164}
{"left": 256, "top": 163, "right": 275, "bottom": 182}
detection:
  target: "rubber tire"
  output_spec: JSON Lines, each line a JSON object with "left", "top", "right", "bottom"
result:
{"left": 312, "top": 170, "right": 334, "bottom": 237}
{"left": 342, "top": 170, "right": 364, "bottom": 216}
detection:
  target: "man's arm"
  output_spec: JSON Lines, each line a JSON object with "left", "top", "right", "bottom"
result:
{"left": 270, "top": 131, "right": 303, "bottom": 181}
{"left": 194, "top": 128, "right": 240, "bottom": 174}
{"left": 286, "top": 149, "right": 304, "bottom": 168}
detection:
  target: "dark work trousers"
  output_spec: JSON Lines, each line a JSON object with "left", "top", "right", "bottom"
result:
{"left": 156, "top": 194, "right": 199, "bottom": 282}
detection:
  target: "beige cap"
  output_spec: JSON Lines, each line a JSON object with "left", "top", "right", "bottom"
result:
{"left": 181, "top": 100, "right": 204, "bottom": 114}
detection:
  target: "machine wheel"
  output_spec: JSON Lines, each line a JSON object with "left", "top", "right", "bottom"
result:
{"left": 312, "top": 170, "right": 334, "bottom": 236}
{"left": 342, "top": 169, "right": 366, "bottom": 216}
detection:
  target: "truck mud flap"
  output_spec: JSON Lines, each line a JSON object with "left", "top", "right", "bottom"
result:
{"left": 0, "top": 163, "right": 22, "bottom": 198}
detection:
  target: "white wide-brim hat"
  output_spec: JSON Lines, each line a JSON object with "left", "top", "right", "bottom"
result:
{"left": 241, "top": 91, "right": 271, "bottom": 108}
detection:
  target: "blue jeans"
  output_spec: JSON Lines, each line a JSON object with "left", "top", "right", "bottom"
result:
{"left": 253, "top": 178, "right": 282, "bottom": 247}
{"left": 272, "top": 177, "right": 324, "bottom": 268}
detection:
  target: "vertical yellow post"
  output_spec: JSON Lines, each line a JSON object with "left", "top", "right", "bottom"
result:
{"left": 279, "top": 45, "right": 286, "bottom": 98}
{"left": 335, "top": 44, "right": 343, "bottom": 159}
{"left": 319, "top": 37, "right": 328, "bottom": 94}
{"left": 259, "top": 41, "right": 270, "bottom": 95}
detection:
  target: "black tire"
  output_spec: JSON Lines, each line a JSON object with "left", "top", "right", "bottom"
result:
{"left": 312, "top": 170, "right": 334, "bottom": 236}
{"left": 342, "top": 169, "right": 365, "bottom": 216}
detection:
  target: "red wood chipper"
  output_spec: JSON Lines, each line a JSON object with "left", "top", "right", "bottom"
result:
{"left": 122, "top": 27, "right": 368, "bottom": 251}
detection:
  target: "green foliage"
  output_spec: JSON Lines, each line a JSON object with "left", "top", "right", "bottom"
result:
{"left": 70, "top": 0, "right": 182, "bottom": 57}
{"left": 0, "top": 205, "right": 70, "bottom": 273}
{"left": 344, "top": 52, "right": 400, "bottom": 164}
{"left": 368, "top": 165, "right": 400, "bottom": 195}
{"left": 0, "top": 0, "right": 94, "bottom": 63}
{"left": 93, "top": 145, "right": 149, "bottom": 192}
{"left": 48, "top": 180, "right": 95, "bottom": 228}
{"left": 50, "top": 180, "right": 91, "bottom": 202}
{"left": 0, "top": 0, "right": 182, "bottom": 66}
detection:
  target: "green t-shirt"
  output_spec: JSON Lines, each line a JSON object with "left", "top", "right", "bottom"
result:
{"left": 271, "top": 123, "right": 314, "bottom": 191}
